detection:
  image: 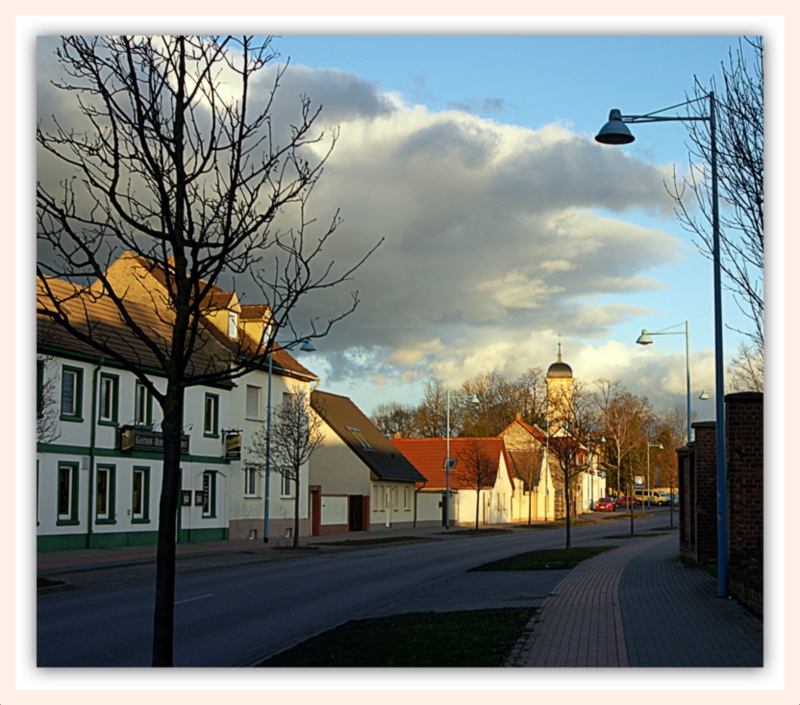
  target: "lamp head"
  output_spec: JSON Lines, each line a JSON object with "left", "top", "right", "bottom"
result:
{"left": 699, "top": 390, "right": 710, "bottom": 400}
{"left": 595, "top": 109, "right": 635, "bottom": 145}
{"left": 299, "top": 339, "right": 316, "bottom": 353}
{"left": 636, "top": 330, "right": 653, "bottom": 345}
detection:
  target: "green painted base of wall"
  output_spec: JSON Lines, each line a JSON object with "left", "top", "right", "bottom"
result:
{"left": 38, "top": 527, "right": 229, "bottom": 552}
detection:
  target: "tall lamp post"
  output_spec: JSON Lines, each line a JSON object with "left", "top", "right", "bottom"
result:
{"left": 444, "top": 390, "right": 479, "bottom": 530}
{"left": 595, "top": 93, "right": 728, "bottom": 597}
{"left": 636, "top": 321, "right": 692, "bottom": 443}
{"left": 263, "top": 338, "right": 316, "bottom": 543}
{"left": 646, "top": 442, "right": 663, "bottom": 511}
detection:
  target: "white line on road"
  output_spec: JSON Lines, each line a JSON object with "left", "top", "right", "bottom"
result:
{"left": 175, "top": 594, "right": 214, "bottom": 606}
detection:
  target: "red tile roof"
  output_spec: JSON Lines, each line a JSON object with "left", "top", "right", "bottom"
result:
{"left": 389, "top": 437, "right": 512, "bottom": 491}
{"left": 498, "top": 413, "right": 547, "bottom": 443}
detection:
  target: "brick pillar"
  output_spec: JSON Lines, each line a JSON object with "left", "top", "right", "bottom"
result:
{"left": 726, "top": 392, "right": 763, "bottom": 612}
{"left": 677, "top": 444, "right": 691, "bottom": 555}
{"left": 692, "top": 421, "right": 718, "bottom": 564}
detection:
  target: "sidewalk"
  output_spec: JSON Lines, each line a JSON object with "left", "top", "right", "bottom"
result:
{"left": 507, "top": 532, "right": 763, "bottom": 667}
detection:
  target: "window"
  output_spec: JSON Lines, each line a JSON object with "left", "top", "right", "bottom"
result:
{"left": 57, "top": 462, "right": 79, "bottom": 523}
{"left": 280, "top": 473, "right": 293, "bottom": 498}
{"left": 60, "top": 366, "right": 83, "bottom": 420}
{"left": 403, "top": 487, "right": 410, "bottom": 510}
{"left": 246, "top": 385, "right": 262, "bottom": 420}
{"left": 37, "top": 359, "right": 44, "bottom": 418}
{"left": 95, "top": 465, "right": 115, "bottom": 523}
{"left": 202, "top": 471, "right": 216, "bottom": 517}
{"left": 346, "top": 426, "right": 373, "bottom": 450}
{"left": 204, "top": 393, "right": 219, "bottom": 437}
{"left": 132, "top": 467, "right": 150, "bottom": 522}
{"left": 98, "top": 373, "right": 119, "bottom": 424}
{"left": 134, "top": 381, "right": 152, "bottom": 427}
{"left": 244, "top": 466, "right": 258, "bottom": 497}
{"left": 228, "top": 312, "right": 238, "bottom": 338}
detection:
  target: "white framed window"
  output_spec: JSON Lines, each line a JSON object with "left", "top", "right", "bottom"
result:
{"left": 132, "top": 467, "right": 150, "bottom": 522}
{"left": 246, "top": 385, "right": 262, "bottom": 420}
{"left": 204, "top": 393, "right": 219, "bottom": 437}
{"left": 403, "top": 487, "right": 410, "bottom": 510}
{"left": 57, "top": 463, "right": 79, "bottom": 523}
{"left": 228, "top": 312, "right": 238, "bottom": 338}
{"left": 202, "top": 471, "right": 216, "bottom": 517}
{"left": 134, "top": 381, "right": 152, "bottom": 427}
{"left": 98, "top": 373, "right": 119, "bottom": 424}
{"left": 280, "top": 473, "right": 293, "bottom": 498}
{"left": 60, "top": 366, "right": 83, "bottom": 420}
{"left": 95, "top": 465, "right": 115, "bottom": 521}
{"left": 244, "top": 466, "right": 258, "bottom": 497}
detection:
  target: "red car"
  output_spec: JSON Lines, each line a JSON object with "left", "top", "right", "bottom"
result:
{"left": 615, "top": 496, "right": 641, "bottom": 508}
{"left": 594, "top": 497, "right": 617, "bottom": 512}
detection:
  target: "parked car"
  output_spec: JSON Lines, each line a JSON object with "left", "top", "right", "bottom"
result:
{"left": 594, "top": 497, "right": 616, "bottom": 512}
{"left": 615, "top": 496, "right": 640, "bottom": 508}
{"left": 634, "top": 489, "right": 671, "bottom": 506}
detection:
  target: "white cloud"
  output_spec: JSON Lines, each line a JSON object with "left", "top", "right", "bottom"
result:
{"left": 36, "top": 43, "right": 701, "bottom": 415}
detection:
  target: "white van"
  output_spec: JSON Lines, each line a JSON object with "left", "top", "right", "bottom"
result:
{"left": 633, "top": 489, "right": 670, "bottom": 506}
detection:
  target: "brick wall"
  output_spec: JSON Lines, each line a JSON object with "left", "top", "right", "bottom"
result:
{"left": 678, "top": 393, "right": 763, "bottom": 614}
{"left": 726, "top": 392, "right": 763, "bottom": 613}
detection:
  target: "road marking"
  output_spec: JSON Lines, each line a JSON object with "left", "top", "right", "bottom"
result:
{"left": 175, "top": 594, "right": 214, "bottom": 606}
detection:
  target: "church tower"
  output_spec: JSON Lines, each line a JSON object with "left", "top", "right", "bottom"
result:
{"left": 546, "top": 342, "right": 574, "bottom": 434}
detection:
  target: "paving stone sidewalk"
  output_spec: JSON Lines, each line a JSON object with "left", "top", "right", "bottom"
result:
{"left": 507, "top": 533, "right": 763, "bottom": 668}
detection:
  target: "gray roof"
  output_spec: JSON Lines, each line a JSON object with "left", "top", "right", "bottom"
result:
{"left": 311, "top": 390, "right": 427, "bottom": 484}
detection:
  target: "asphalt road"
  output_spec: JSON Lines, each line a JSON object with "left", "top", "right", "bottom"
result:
{"left": 37, "top": 514, "right": 667, "bottom": 667}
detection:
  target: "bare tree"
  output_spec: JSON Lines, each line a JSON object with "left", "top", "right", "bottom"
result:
{"left": 370, "top": 401, "right": 418, "bottom": 438}
{"left": 36, "top": 356, "right": 61, "bottom": 445}
{"left": 547, "top": 382, "right": 597, "bottom": 549}
{"left": 247, "top": 385, "right": 324, "bottom": 547}
{"left": 669, "top": 37, "right": 764, "bottom": 349}
{"left": 455, "top": 439, "right": 496, "bottom": 530}
{"left": 36, "top": 35, "right": 379, "bottom": 666}
{"left": 727, "top": 342, "right": 764, "bottom": 392}
{"left": 593, "top": 380, "right": 653, "bottom": 495}
{"left": 414, "top": 380, "right": 448, "bottom": 437}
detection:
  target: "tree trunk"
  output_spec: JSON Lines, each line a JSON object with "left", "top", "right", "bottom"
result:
{"left": 152, "top": 383, "right": 184, "bottom": 666}
{"left": 565, "top": 478, "right": 572, "bottom": 549}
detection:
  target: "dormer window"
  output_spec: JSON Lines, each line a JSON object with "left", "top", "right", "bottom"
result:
{"left": 228, "top": 312, "right": 238, "bottom": 338}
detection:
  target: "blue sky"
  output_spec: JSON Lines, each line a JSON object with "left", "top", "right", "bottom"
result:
{"left": 259, "top": 29, "right": 772, "bottom": 416}
{"left": 30, "top": 20, "right": 778, "bottom": 421}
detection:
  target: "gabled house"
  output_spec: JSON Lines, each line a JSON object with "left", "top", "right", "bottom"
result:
{"left": 36, "top": 253, "right": 318, "bottom": 549}
{"left": 309, "top": 391, "right": 426, "bottom": 534}
{"left": 389, "top": 437, "right": 515, "bottom": 528}
{"left": 498, "top": 413, "right": 555, "bottom": 523}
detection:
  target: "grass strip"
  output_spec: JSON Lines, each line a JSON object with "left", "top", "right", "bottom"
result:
{"left": 471, "top": 545, "right": 614, "bottom": 571}
{"left": 258, "top": 608, "right": 536, "bottom": 667}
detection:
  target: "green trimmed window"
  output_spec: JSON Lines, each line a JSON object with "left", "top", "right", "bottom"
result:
{"left": 132, "top": 467, "right": 150, "bottom": 522}
{"left": 98, "top": 373, "right": 119, "bottom": 425}
{"left": 203, "top": 393, "right": 219, "bottom": 437}
{"left": 57, "top": 462, "right": 79, "bottom": 524}
{"left": 95, "top": 465, "right": 116, "bottom": 523}
{"left": 134, "top": 381, "right": 152, "bottom": 428}
{"left": 60, "top": 366, "right": 83, "bottom": 421}
{"left": 202, "top": 471, "right": 216, "bottom": 518}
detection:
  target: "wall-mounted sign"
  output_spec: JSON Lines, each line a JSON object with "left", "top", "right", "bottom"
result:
{"left": 181, "top": 490, "right": 192, "bottom": 507}
{"left": 225, "top": 433, "right": 241, "bottom": 461}
{"left": 117, "top": 426, "right": 190, "bottom": 454}
{"left": 194, "top": 490, "right": 205, "bottom": 506}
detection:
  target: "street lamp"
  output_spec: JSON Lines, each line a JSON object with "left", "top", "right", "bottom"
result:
{"left": 596, "top": 93, "right": 728, "bottom": 597}
{"left": 444, "top": 390, "right": 479, "bottom": 530}
{"left": 636, "top": 321, "right": 692, "bottom": 443}
{"left": 263, "top": 338, "right": 316, "bottom": 543}
{"left": 646, "top": 442, "right": 663, "bottom": 512}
